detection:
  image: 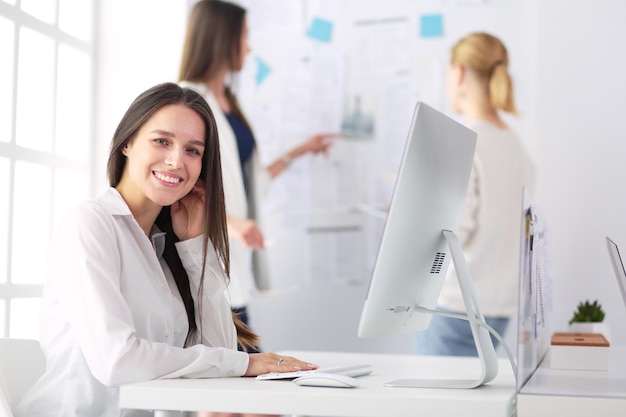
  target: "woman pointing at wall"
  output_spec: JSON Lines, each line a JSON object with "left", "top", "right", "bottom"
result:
{"left": 178, "top": 0, "right": 336, "bottom": 354}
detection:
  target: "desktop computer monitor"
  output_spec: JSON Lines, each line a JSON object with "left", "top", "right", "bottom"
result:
{"left": 357, "top": 102, "right": 498, "bottom": 388}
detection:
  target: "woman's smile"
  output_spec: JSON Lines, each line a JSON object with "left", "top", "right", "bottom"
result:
{"left": 153, "top": 170, "right": 184, "bottom": 186}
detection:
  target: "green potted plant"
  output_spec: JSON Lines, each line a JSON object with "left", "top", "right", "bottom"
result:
{"left": 568, "top": 299, "right": 610, "bottom": 340}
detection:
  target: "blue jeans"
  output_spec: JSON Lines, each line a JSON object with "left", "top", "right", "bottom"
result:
{"left": 415, "top": 308, "right": 509, "bottom": 357}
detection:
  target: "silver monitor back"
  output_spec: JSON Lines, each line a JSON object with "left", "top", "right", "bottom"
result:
{"left": 358, "top": 101, "right": 476, "bottom": 338}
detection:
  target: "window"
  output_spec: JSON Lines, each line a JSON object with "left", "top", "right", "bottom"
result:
{"left": 0, "top": 0, "right": 94, "bottom": 338}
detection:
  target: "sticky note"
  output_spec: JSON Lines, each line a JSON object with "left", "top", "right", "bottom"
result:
{"left": 419, "top": 14, "right": 444, "bottom": 38}
{"left": 306, "top": 17, "right": 333, "bottom": 42}
{"left": 255, "top": 56, "right": 271, "bottom": 85}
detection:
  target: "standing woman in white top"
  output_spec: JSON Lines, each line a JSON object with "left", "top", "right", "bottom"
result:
{"left": 178, "top": 0, "right": 335, "bottom": 349}
{"left": 14, "top": 83, "right": 316, "bottom": 417}
{"left": 415, "top": 32, "right": 535, "bottom": 356}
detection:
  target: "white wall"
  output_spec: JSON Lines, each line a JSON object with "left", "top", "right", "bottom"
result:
{"left": 535, "top": 0, "right": 626, "bottom": 346}
{"left": 95, "top": 0, "right": 186, "bottom": 194}
{"left": 95, "top": 0, "right": 626, "bottom": 355}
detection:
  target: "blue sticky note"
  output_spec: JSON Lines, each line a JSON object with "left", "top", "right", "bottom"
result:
{"left": 255, "top": 56, "right": 271, "bottom": 85}
{"left": 420, "top": 14, "right": 444, "bottom": 38}
{"left": 306, "top": 17, "right": 333, "bottom": 43}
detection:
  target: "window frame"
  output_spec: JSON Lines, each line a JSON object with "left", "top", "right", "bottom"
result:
{"left": 0, "top": 0, "right": 96, "bottom": 338}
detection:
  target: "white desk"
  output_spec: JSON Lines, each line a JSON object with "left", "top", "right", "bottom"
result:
{"left": 517, "top": 347, "right": 626, "bottom": 417}
{"left": 120, "top": 350, "right": 516, "bottom": 417}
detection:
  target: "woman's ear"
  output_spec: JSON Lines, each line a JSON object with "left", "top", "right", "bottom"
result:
{"left": 452, "top": 64, "right": 465, "bottom": 86}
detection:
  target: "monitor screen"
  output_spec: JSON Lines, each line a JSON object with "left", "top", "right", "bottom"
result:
{"left": 606, "top": 236, "right": 626, "bottom": 310}
{"left": 357, "top": 101, "right": 476, "bottom": 339}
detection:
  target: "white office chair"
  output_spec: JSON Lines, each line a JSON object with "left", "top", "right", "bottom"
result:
{"left": 0, "top": 338, "right": 45, "bottom": 417}
{"left": 0, "top": 340, "right": 190, "bottom": 417}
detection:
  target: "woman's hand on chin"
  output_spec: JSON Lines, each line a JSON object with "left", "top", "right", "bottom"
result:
{"left": 171, "top": 180, "right": 206, "bottom": 240}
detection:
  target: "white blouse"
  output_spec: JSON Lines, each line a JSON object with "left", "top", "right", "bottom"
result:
{"left": 15, "top": 188, "right": 248, "bottom": 417}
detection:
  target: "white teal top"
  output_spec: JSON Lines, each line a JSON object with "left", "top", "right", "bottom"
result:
{"left": 438, "top": 121, "right": 535, "bottom": 317}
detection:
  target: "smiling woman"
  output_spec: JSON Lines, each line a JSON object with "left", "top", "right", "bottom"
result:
{"left": 13, "top": 83, "right": 317, "bottom": 417}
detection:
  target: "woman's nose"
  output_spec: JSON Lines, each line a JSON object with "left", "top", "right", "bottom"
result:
{"left": 164, "top": 149, "right": 183, "bottom": 168}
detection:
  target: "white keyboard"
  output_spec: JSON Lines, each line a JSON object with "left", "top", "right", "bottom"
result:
{"left": 256, "top": 364, "right": 373, "bottom": 380}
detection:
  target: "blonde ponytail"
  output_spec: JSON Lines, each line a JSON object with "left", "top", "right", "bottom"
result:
{"left": 451, "top": 32, "right": 516, "bottom": 115}
{"left": 489, "top": 62, "right": 516, "bottom": 115}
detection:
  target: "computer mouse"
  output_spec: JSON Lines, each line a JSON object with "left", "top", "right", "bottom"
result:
{"left": 293, "top": 372, "right": 361, "bottom": 388}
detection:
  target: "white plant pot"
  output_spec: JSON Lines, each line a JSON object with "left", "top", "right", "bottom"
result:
{"left": 568, "top": 322, "right": 611, "bottom": 343}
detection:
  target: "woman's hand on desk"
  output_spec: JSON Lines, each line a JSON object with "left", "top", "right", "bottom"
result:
{"left": 244, "top": 352, "right": 318, "bottom": 377}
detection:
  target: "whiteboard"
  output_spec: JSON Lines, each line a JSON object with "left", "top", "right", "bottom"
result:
{"left": 233, "top": 0, "right": 536, "bottom": 294}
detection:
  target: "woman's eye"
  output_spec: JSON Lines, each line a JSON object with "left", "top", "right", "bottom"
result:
{"left": 186, "top": 147, "right": 201, "bottom": 156}
{"left": 153, "top": 138, "right": 168, "bottom": 145}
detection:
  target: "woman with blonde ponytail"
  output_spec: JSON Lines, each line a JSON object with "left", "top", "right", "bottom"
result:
{"left": 416, "top": 32, "right": 535, "bottom": 356}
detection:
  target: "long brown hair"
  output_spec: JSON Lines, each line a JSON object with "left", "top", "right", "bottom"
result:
{"left": 178, "top": 0, "right": 252, "bottom": 132}
{"left": 107, "top": 82, "right": 258, "bottom": 350}
{"left": 451, "top": 32, "right": 517, "bottom": 115}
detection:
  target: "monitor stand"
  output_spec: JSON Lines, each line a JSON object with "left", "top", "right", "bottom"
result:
{"left": 385, "top": 229, "right": 499, "bottom": 389}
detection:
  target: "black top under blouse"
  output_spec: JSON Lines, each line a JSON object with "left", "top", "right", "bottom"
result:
{"left": 225, "top": 112, "right": 256, "bottom": 194}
